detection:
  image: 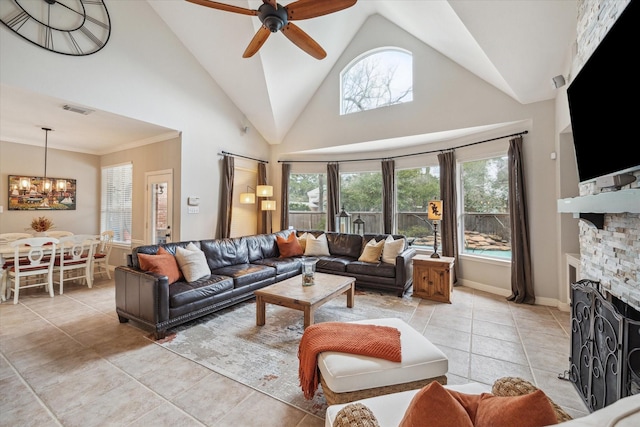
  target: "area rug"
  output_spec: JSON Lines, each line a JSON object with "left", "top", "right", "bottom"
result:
{"left": 156, "top": 289, "right": 420, "bottom": 417}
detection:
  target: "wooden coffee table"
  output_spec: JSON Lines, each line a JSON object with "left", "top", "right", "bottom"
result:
{"left": 255, "top": 272, "right": 355, "bottom": 329}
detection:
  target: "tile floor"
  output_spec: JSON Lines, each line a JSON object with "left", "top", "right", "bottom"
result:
{"left": 0, "top": 276, "right": 588, "bottom": 426}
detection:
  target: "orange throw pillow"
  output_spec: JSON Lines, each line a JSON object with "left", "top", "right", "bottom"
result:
{"left": 475, "top": 389, "right": 558, "bottom": 427}
{"left": 138, "top": 246, "right": 182, "bottom": 284}
{"left": 277, "top": 233, "right": 304, "bottom": 258}
{"left": 398, "top": 382, "right": 473, "bottom": 427}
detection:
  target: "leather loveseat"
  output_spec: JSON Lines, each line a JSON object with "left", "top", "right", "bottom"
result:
{"left": 115, "top": 229, "right": 415, "bottom": 339}
{"left": 297, "top": 231, "right": 415, "bottom": 297}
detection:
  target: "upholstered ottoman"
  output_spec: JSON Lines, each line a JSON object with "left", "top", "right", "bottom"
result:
{"left": 318, "top": 317, "right": 448, "bottom": 405}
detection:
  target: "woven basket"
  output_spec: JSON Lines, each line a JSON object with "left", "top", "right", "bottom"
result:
{"left": 332, "top": 402, "right": 381, "bottom": 427}
{"left": 492, "top": 377, "right": 573, "bottom": 423}
{"left": 321, "top": 374, "right": 447, "bottom": 406}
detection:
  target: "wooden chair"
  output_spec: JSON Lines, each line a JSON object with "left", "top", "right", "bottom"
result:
{"left": 92, "top": 230, "right": 114, "bottom": 280}
{"left": 4, "top": 237, "right": 59, "bottom": 304}
{"left": 53, "top": 235, "right": 98, "bottom": 295}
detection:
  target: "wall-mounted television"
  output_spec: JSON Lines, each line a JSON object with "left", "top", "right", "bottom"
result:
{"left": 567, "top": 0, "right": 639, "bottom": 184}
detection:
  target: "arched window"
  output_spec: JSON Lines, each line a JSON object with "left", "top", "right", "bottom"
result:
{"left": 340, "top": 48, "right": 413, "bottom": 115}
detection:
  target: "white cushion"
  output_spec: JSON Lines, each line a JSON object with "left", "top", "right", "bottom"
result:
{"left": 175, "top": 242, "right": 209, "bottom": 282}
{"left": 325, "top": 383, "right": 491, "bottom": 427}
{"left": 304, "top": 233, "right": 330, "bottom": 256}
{"left": 381, "top": 236, "right": 405, "bottom": 265}
{"left": 318, "top": 318, "right": 448, "bottom": 394}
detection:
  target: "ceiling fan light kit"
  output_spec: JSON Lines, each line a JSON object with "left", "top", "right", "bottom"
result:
{"left": 186, "top": 0, "right": 357, "bottom": 59}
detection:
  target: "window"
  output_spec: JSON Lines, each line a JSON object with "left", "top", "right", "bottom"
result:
{"left": 288, "top": 173, "right": 327, "bottom": 230}
{"left": 460, "top": 156, "right": 511, "bottom": 260}
{"left": 396, "top": 166, "right": 440, "bottom": 248}
{"left": 341, "top": 48, "right": 413, "bottom": 115}
{"left": 340, "top": 171, "right": 383, "bottom": 234}
{"left": 101, "top": 163, "right": 132, "bottom": 244}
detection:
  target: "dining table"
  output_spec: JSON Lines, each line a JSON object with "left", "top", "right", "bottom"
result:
{"left": 0, "top": 236, "right": 99, "bottom": 302}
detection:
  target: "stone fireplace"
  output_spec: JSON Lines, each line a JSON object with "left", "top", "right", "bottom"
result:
{"left": 564, "top": 0, "right": 640, "bottom": 412}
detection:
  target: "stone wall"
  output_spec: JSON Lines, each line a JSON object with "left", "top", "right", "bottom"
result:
{"left": 575, "top": 0, "right": 639, "bottom": 311}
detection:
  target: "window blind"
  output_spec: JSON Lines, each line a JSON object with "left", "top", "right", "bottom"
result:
{"left": 101, "top": 163, "right": 133, "bottom": 244}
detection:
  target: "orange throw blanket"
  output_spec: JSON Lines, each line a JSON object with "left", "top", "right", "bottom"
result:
{"left": 298, "top": 322, "right": 402, "bottom": 400}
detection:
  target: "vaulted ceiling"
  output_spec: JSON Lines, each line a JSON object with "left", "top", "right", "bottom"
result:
{"left": 0, "top": 0, "right": 577, "bottom": 154}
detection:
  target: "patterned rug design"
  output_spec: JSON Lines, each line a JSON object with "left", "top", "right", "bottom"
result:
{"left": 157, "top": 289, "right": 419, "bottom": 417}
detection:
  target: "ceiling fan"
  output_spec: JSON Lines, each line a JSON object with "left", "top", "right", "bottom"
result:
{"left": 186, "top": 0, "right": 357, "bottom": 59}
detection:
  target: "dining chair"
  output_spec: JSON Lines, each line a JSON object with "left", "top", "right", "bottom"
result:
{"left": 4, "top": 237, "right": 59, "bottom": 304}
{"left": 92, "top": 230, "right": 114, "bottom": 280}
{"left": 53, "top": 234, "right": 98, "bottom": 295}
{"left": 1, "top": 232, "right": 36, "bottom": 299}
{"left": 45, "top": 230, "right": 74, "bottom": 239}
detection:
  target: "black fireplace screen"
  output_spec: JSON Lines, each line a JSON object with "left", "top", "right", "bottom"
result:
{"left": 570, "top": 280, "right": 640, "bottom": 412}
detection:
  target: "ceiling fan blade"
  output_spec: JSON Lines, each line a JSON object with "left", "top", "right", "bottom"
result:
{"left": 281, "top": 22, "right": 326, "bottom": 59}
{"left": 262, "top": 0, "right": 278, "bottom": 9}
{"left": 286, "top": 0, "right": 357, "bottom": 20}
{"left": 243, "top": 26, "right": 271, "bottom": 58}
{"left": 186, "top": 0, "right": 258, "bottom": 16}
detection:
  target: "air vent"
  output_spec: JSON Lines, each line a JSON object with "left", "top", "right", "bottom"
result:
{"left": 62, "top": 104, "right": 94, "bottom": 115}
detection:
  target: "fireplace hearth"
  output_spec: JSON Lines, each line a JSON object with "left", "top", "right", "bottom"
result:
{"left": 570, "top": 280, "right": 640, "bottom": 412}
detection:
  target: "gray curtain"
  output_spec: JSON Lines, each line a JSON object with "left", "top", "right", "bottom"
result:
{"left": 382, "top": 159, "right": 395, "bottom": 234}
{"left": 257, "top": 162, "right": 267, "bottom": 234}
{"left": 216, "top": 154, "right": 234, "bottom": 238}
{"left": 438, "top": 151, "right": 458, "bottom": 284}
{"left": 281, "top": 163, "right": 291, "bottom": 231}
{"left": 327, "top": 162, "right": 339, "bottom": 232}
{"left": 507, "top": 135, "right": 535, "bottom": 304}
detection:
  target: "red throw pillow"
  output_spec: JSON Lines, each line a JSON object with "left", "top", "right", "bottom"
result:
{"left": 138, "top": 246, "right": 182, "bottom": 284}
{"left": 475, "top": 389, "right": 558, "bottom": 427}
{"left": 277, "top": 233, "right": 304, "bottom": 258}
{"left": 398, "top": 382, "right": 473, "bottom": 427}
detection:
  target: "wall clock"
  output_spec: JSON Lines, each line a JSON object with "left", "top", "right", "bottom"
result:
{"left": 0, "top": 0, "right": 111, "bottom": 56}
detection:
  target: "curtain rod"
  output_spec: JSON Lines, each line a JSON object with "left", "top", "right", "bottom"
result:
{"left": 219, "top": 151, "right": 269, "bottom": 164}
{"left": 278, "top": 131, "right": 528, "bottom": 163}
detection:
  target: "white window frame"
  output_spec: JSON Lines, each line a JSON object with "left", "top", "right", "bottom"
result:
{"left": 340, "top": 47, "right": 413, "bottom": 115}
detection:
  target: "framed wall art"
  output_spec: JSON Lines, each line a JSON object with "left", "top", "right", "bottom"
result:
{"left": 8, "top": 175, "right": 76, "bottom": 210}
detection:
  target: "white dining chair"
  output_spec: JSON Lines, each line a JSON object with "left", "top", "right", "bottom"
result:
{"left": 92, "top": 230, "right": 114, "bottom": 280}
{"left": 4, "top": 237, "right": 59, "bottom": 304}
{"left": 53, "top": 234, "right": 98, "bottom": 295}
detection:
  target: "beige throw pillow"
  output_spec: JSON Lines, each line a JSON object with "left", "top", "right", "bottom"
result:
{"left": 382, "top": 236, "right": 405, "bottom": 265}
{"left": 304, "top": 233, "right": 330, "bottom": 256}
{"left": 175, "top": 242, "right": 210, "bottom": 282}
{"left": 358, "top": 238, "right": 385, "bottom": 263}
{"left": 298, "top": 232, "right": 308, "bottom": 252}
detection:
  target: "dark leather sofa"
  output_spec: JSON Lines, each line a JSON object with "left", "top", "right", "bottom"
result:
{"left": 115, "top": 229, "right": 415, "bottom": 339}
{"left": 297, "top": 231, "right": 415, "bottom": 297}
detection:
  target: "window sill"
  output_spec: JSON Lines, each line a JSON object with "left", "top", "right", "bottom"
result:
{"left": 459, "top": 253, "right": 510, "bottom": 266}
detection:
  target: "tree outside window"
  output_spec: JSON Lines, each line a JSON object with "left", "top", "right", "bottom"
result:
{"left": 288, "top": 173, "right": 327, "bottom": 231}
{"left": 340, "top": 171, "right": 383, "bottom": 233}
{"left": 341, "top": 48, "right": 413, "bottom": 115}
{"left": 396, "top": 166, "right": 440, "bottom": 247}
{"left": 460, "top": 156, "right": 511, "bottom": 260}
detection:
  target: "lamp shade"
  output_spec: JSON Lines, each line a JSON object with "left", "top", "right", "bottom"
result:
{"left": 239, "top": 192, "right": 255, "bottom": 204}
{"left": 256, "top": 185, "right": 273, "bottom": 197}
{"left": 261, "top": 200, "right": 276, "bottom": 211}
{"left": 427, "top": 200, "right": 443, "bottom": 221}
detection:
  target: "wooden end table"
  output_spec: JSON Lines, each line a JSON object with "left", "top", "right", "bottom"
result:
{"left": 254, "top": 272, "right": 355, "bottom": 328}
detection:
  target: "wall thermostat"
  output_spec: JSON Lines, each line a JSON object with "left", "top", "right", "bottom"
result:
{"left": 187, "top": 196, "right": 200, "bottom": 206}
